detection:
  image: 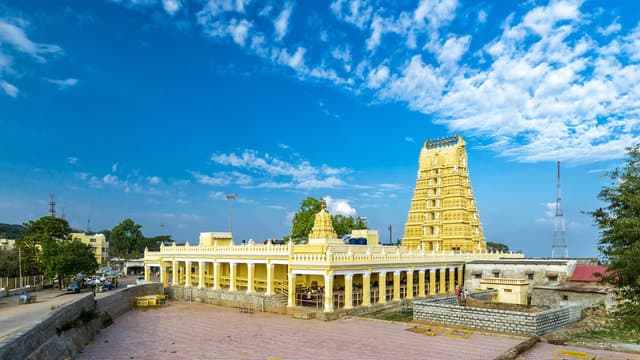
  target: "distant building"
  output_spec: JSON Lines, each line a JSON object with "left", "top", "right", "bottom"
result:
{"left": 71, "top": 233, "right": 109, "bottom": 265}
{"left": 0, "top": 238, "right": 16, "bottom": 251}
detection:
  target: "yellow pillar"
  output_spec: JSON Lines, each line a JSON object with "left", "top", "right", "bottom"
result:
{"left": 362, "top": 272, "right": 371, "bottom": 306}
{"left": 344, "top": 274, "right": 353, "bottom": 310}
{"left": 429, "top": 269, "right": 436, "bottom": 296}
{"left": 287, "top": 273, "right": 296, "bottom": 307}
{"left": 439, "top": 267, "right": 447, "bottom": 294}
{"left": 213, "top": 262, "right": 220, "bottom": 290}
{"left": 229, "top": 262, "right": 237, "bottom": 291}
{"left": 393, "top": 271, "right": 400, "bottom": 301}
{"left": 378, "top": 272, "right": 387, "bottom": 304}
{"left": 324, "top": 274, "right": 334, "bottom": 312}
{"left": 418, "top": 270, "right": 425, "bottom": 298}
{"left": 144, "top": 264, "right": 150, "bottom": 281}
{"left": 172, "top": 260, "right": 178, "bottom": 286}
{"left": 448, "top": 267, "right": 455, "bottom": 293}
{"left": 185, "top": 261, "right": 192, "bottom": 287}
{"left": 406, "top": 270, "right": 414, "bottom": 300}
{"left": 457, "top": 266, "right": 464, "bottom": 286}
{"left": 160, "top": 265, "right": 168, "bottom": 287}
{"left": 266, "top": 263, "right": 274, "bottom": 296}
{"left": 247, "top": 263, "right": 255, "bottom": 294}
{"left": 198, "top": 261, "right": 205, "bottom": 289}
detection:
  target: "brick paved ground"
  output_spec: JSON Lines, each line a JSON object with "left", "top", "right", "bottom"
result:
{"left": 522, "top": 342, "right": 640, "bottom": 360}
{"left": 79, "top": 301, "right": 524, "bottom": 360}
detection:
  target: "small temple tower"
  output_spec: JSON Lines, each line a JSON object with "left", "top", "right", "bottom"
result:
{"left": 307, "top": 202, "right": 342, "bottom": 246}
{"left": 402, "top": 135, "right": 487, "bottom": 252}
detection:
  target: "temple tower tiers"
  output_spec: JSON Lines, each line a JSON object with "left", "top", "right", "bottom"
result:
{"left": 402, "top": 135, "right": 487, "bottom": 252}
{"left": 308, "top": 202, "right": 342, "bottom": 245}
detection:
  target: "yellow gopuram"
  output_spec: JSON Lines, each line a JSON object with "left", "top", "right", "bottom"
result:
{"left": 143, "top": 135, "right": 520, "bottom": 314}
{"left": 402, "top": 135, "right": 486, "bottom": 252}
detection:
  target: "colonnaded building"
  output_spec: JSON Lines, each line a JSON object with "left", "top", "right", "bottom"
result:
{"left": 144, "top": 135, "right": 523, "bottom": 313}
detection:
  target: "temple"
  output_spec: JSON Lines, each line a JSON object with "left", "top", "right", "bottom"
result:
{"left": 143, "top": 135, "right": 522, "bottom": 313}
{"left": 402, "top": 135, "right": 486, "bottom": 252}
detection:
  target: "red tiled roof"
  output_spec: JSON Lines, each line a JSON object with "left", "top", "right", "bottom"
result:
{"left": 569, "top": 264, "right": 609, "bottom": 282}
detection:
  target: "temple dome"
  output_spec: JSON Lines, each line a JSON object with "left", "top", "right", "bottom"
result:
{"left": 308, "top": 202, "right": 338, "bottom": 241}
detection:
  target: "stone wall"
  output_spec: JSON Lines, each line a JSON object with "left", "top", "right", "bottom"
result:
{"left": 167, "top": 286, "right": 287, "bottom": 314}
{"left": 0, "top": 283, "right": 164, "bottom": 360}
{"left": 531, "top": 287, "right": 615, "bottom": 312}
{"left": 413, "top": 297, "right": 583, "bottom": 336}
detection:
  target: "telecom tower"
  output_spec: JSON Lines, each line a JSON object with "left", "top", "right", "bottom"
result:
{"left": 48, "top": 194, "right": 56, "bottom": 217}
{"left": 551, "top": 159, "right": 568, "bottom": 258}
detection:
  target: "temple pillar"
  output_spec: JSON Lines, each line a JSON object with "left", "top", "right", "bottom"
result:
{"left": 247, "top": 262, "right": 255, "bottom": 294}
{"left": 362, "top": 272, "right": 371, "bottom": 306}
{"left": 172, "top": 260, "right": 178, "bottom": 286}
{"left": 392, "top": 271, "right": 401, "bottom": 301}
{"left": 287, "top": 273, "right": 295, "bottom": 307}
{"left": 213, "top": 262, "right": 220, "bottom": 290}
{"left": 229, "top": 262, "right": 237, "bottom": 291}
{"left": 429, "top": 269, "right": 436, "bottom": 296}
{"left": 457, "top": 266, "right": 464, "bottom": 286}
{"left": 448, "top": 267, "right": 455, "bottom": 293}
{"left": 343, "top": 274, "right": 353, "bottom": 309}
{"left": 266, "top": 263, "right": 274, "bottom": 296}
{"left": 439, "top": 267, "right": 447, "bottom": 294}
{"left": 198, "top": 261, "right": 205, "bottom": 289}
{"left": 324, "top": 274, "right": 334, "bottom": 312}
{"left": 185, "top": 261, "right": 192, "bottom": 287}
{"left": 144, "top": 265, "right": 150, "bottom": 281}
{"left": 406, "top": 270, "right": 414, "bottom": 300}
{"left": 378, "top": 272, "right": 386, "bottom": 304}
{"left": 418, "top": 270, "right": 426, "bottom": 298}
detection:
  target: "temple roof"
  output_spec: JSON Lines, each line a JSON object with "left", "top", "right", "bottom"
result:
{"left": 308, "top": 202, "right": 337, "bottom": 240}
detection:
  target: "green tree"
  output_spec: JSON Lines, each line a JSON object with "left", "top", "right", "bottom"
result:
{"left": 0, "top": 223, "right": 26, "bottom": 239}
{"left": 17, "top": 216, "right": 73, "bottom": 276}
{"left": 289, "top": 197, "right": 367, "bottom": 241}
{"left": 110, "top": 219, "right": 145, "bottom": 259}
{"left": 486, "top": 241, "right": 510, "bottom": 252}
{"left": 0, "top": 248, "right": 19, "bottom": 277}
{"left": 43, "top": 240, "right": 97, "bottom": 288}
{"left": 589, "top": 143, "right": 640, "bottom": 327}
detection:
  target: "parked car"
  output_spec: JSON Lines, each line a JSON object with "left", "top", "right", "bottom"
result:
{"left": 65, "top": 280, "right": 81, "bottom": 294}
{"left": 136, "top": 276, "right": 147, "bottom": 285}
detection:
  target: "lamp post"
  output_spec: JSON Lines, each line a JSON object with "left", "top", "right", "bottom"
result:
{"left": 225, "top": 194, "right": 238, "bottom": 236}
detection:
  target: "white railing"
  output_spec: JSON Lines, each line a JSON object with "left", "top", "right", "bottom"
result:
{"left": 152, "top": 243, "right": 291, "bottom": 258}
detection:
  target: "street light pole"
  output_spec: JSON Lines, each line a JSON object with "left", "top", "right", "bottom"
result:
{"left": 225, "top": 194, "right": 238, "bottom": 236}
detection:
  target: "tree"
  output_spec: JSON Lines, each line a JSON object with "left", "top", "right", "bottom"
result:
{"left": 0, "top": 223, "right": 26, "bottom": 239}
{"left": 289, "top": 197, "right": 368, "bottom": 241}
{"left": 42, "top": 240, "right": 97, "bottom": 288}
{"left": 486, "top": 241, "right": 510, "bottom": 252}
{"left": 0, "top": 248, "right": 19, "bottom": 277}
{"left": 589, "top": 143, "right": 640, "bottom": 327}
{"left": 110, "top": 219, "right": 145, "bottom": 259}
{"left": 17, "top": 216, "right": 73, "bottom": 276}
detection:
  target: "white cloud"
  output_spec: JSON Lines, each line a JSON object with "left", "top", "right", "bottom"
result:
{"left": 413, "top": 0, "right": 458, "bottom": 31}
{"left": 323, "top": 195, "right": 356, "bottom": 217}
{"left": 330, "top": 0, "right": 373, "bottom": 29}
{"left": 209, "top": 191, "right": 226, "bottom": 200}
{"left": 598, "top": 19, "right": 621, "bottom": 36}
{"left": 67, "top": 156, "right": 78, "bottom": 164}
{"left": 366, "top": 65, "right": 389, "bottom": 88}
{"left": 265, "top": 205, "right": 286, "bottom": 210}
{"left": 0, "top": 18, "right": 62, "bottom": 62}
{"left": 103, "top": 174, "right": 118, "bottom": 185}
{"left": 147, "top": 176, "right": 162, "bottom": 185}
{"left": 112, "top": 162, "right": 118, "bottom": 172}
{"left": 274, "top": 3, "right": 293, "bottom": 41}
{"left": 477, "top": 9, "right": 487, "bottom": 24}
{"left": 191, "top": 171, "right": 232, "bottom": 186}
{"left": 278, "top": 143, "right": 289, "bottom": 149}
{"left": 44, "top": 77, "right": 78, "bottom": 89}
{"left": 405, "top": 137, "right": 415, "bottom": 142}
{"left": 434, "top": 35, "right": 471, "bottom": 66}
{"left": 0, "top": 80, "right": 18, "bottom": 97}
{"left": 228, "top": 19, "right": 252, "bottom": 46}
{"left": 162, "top": 0, "right": 181, "bottom": 15}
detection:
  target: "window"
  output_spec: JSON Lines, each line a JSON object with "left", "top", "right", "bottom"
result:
{"left": 547, "top": 275, "right": 558, "bottom": 282}
{"left": 527, "top": 273, "right": 534, "bottom": 280}
{"left": 503, "top": 289, "right": 512, "bottom": 293}
{"left": 473, "top": 273, "right": 481, "bottom": 279}
{"left": 562, "top": 295, "right": 569, "bottom": 301}
{"left": 492, "top": 271, "right": 500, "bottom": 278}
{"left": 90, "top": 239, "right": 96, "bottom": 243}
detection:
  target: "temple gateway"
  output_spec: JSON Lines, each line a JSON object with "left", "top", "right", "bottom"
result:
{"left": 144, "top": 135, "right": 522, "bottom": 313}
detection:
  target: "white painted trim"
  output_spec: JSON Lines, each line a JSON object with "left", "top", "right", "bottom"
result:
{"left": 292, "top": 269, "right": 327, "bottom": 276}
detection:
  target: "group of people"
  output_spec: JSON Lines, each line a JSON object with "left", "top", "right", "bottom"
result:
{"left": 454, "top": 285, "right": 469, "bottom": 302}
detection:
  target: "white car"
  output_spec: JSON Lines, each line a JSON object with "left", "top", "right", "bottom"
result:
{"left": 136, "top": 276, "right": 148, "bottom": 285}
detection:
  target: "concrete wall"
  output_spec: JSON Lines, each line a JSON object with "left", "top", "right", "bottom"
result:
{"left": 531, "top": 287, "right": 615, "bottom": 311}
{"left": 0, "top": 283, "right": 164, "bottom": 360}
{"left": 167, "top": 286, "right": 287, "bottom": 314}
{"left": 413, "top": 297, "right": 583, "bottom": 336}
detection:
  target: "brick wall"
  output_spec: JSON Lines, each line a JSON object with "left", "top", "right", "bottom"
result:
{"left": 413, "top": 297, "right": 583, "bottom": 336}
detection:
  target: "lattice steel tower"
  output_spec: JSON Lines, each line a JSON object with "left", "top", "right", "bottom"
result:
{"left": 48, "top": 194, "right": 56, "bottom": 217}
{"left": 552, "top": 159, "right": 568, "bottom": 258}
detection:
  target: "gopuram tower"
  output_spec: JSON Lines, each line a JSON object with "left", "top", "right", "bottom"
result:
{"left": 402, "top": 135, "right": 487, "bottom": 252}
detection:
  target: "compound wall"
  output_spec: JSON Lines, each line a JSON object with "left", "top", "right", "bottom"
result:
{"left": 413, "top": 296, "right": 582, "bottom": 336}
{"left": 167, "top": 286, "right": 287, "bottom": 314}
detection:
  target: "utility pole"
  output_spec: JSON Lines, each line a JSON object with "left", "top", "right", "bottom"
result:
{"left": 225, "top": 194, "right": 238, "bottom": 236}
{"left": 18, "top": 246, "right": 22, "bottom": 292}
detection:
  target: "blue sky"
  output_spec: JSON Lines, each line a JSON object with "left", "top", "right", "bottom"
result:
{"left": 1, "top": 0, "right": 639, "bottom": 258}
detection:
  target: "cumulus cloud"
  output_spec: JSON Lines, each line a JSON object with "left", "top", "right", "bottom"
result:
{"left": 162, "top": 0, "right": 181, "bottom": 15}
{"left": 323, "top": 195, "right": 356, "bottom": 217}
{"left": 274, "top": 3, "right": 293, "bottom": 40}
{"left": 44, "top": 77, "right": 78, "bottom": 89}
